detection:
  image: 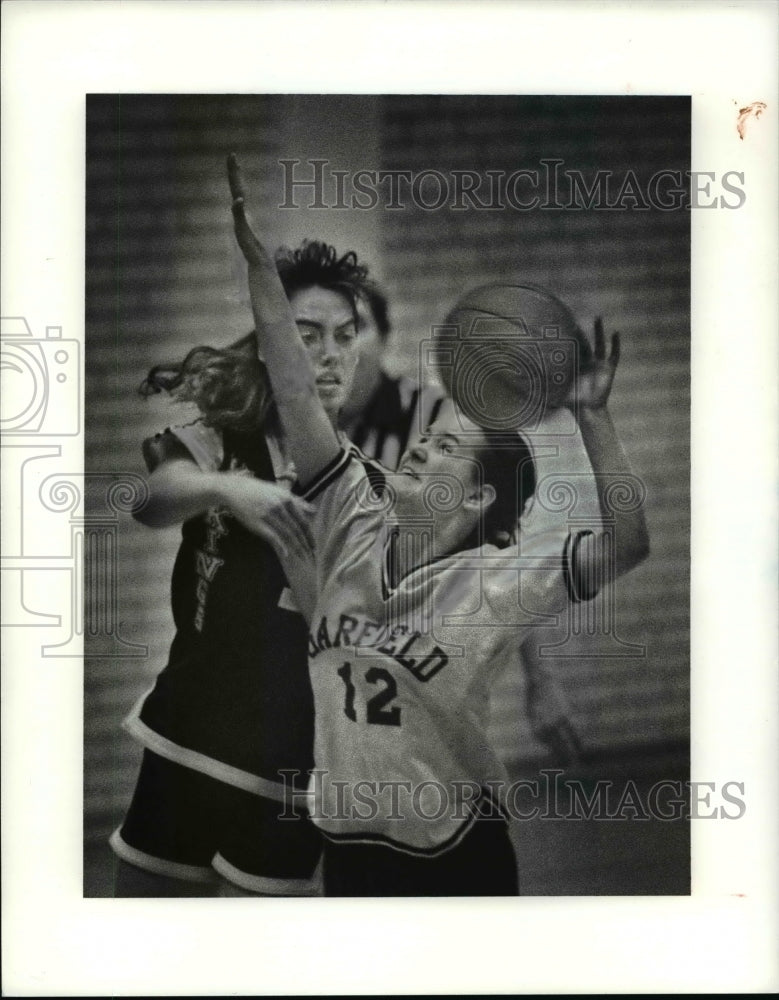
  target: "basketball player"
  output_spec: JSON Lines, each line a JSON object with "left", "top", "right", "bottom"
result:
{"left": 344, "top": 288, "right": 584, "bottom": 765}
{"left": 111, "top": 241, "right": 380, "bottom": 896}
{"left": 228, "top": 154, "right": 649, "bottom": 895}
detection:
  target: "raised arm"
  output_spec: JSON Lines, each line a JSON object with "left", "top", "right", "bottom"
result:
{"left": 568, "top": 319, "right": 650, "bottom": 584}
{"left": 227, "top": 154, "right": 340, "bottom": 486}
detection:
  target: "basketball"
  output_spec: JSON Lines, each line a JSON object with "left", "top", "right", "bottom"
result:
{"left": 434, "top": 283, "right": 584, "bottom": 430}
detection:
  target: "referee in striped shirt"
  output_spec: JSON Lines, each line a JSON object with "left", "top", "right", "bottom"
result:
{"left": 341, "top": 285, "right": 445, "bottom": 470}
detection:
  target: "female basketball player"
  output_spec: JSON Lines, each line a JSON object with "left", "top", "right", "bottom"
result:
{"left": 228, "top": 153, "right": 650, "bottom": 895}
{"left": 111, "top": 240, "right": 379, "bottom": 896}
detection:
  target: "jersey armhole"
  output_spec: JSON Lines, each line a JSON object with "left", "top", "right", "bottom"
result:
{"left": 142, "top": 422, "right": 224, "bottom": 474}
{"left": 563, "top": 529, "right": 599, "bottom": 603}
{"left": 142, "top": 431, "right": 195, "bottom": 473}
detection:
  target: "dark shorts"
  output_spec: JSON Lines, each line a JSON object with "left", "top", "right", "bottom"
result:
{"left": 322, "top": 815, "right": 519, "bottom": 896}
{"left": 110, "top": 750, "right": 322, "bottom": 894}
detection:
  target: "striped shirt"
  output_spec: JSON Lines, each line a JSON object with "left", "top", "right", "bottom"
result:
{"left": 343, "top": 373, "right": 444, "bottom": 471}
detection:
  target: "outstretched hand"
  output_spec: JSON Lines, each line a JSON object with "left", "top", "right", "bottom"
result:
{"left": 226, "top": 152, "right": 298, "bottom": 342}
{"left": 566, "top": 317, "right": 620, "bottom": 410}
{"left": 227, "top": 153, "right": 274, "bottom": 270}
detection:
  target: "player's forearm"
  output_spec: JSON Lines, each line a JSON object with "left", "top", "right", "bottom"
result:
{"left": 244, "top": 260, "right": 339, "bottom": 484}
{"left": 132, "top": 461, "right": 227, "bottom": 527}
{"left": 229, "top": 155, "right": 338, "bottom": 482}
{"left": 245, "top": 259, "right": 309, "bottom": 394}
{"left": 576, "top": 405, "right": 650, "bottom": 578}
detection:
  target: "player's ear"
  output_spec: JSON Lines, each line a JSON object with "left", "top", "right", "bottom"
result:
{"left": 465, "top": 482, "right": 496, "bottom": 512}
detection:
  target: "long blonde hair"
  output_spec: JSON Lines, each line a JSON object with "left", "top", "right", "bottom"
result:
{"left": 140, "top": 333, "right": 272, "bottom": 432}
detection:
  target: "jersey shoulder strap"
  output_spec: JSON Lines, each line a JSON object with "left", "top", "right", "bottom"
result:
{"left": 141, "top": 420, "right": 223, "bottom": 473}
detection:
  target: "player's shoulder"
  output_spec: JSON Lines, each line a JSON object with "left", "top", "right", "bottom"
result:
{"left": 435, "top": 543, "right": 514, "bottom": 594}
{"left": 344, "top": 439, "right": 392, "bottom": 495}
{"left": 473, "top": 544, "right": 526, "bottom": 601}
{"left": 517, "top": 525, "right": 572, "bottom": 558}
{"left": 142, "top": 419, "right": 223, "bottom": 473}
{"left": 458, "top": 529, "right": 577, "bottom": 595}
{"left": 297, "top": 445, "right": 366, "bottom": 503}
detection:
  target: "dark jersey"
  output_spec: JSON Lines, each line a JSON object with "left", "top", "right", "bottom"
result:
{"left": 124, "top": 422, "right": 314, "bottom": 799}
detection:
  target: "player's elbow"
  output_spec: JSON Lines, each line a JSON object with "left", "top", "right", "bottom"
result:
{"left": 633, "top": 518, "right": 651, "bottom": 566}
{"left": 131, "top": 498, "right": 166, "bottom": 528}
{"left": 131, "top": 478, "right": 176, "bottom": 528}
{"left": 615, "top": 529, "right": 650, "bottom": 579}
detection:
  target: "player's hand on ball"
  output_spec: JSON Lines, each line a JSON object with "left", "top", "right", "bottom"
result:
{"left": 227, "top": 153, "right": 275, "bottom": 271}
{"left": 567, "top": 317, "right": 620, "bottom": 410}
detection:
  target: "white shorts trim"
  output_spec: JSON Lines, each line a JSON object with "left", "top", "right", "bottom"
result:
{"left": 109, "top": 828, "right": 218, "bottom": 884}
{"left": 318, "top": 791, "right": 505, "bottom": 858}
{"left": 212, "top": 853, "right": 322, "bottom": 897}
{"left": 123, "top": 692, "right": 296, "bottom": 803}
{"left": 319, "top": 812, "right": 477, "bottom": 858}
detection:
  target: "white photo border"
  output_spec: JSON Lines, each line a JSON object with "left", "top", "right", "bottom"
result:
{"left": 2, "top": 0, "right": 777, "bottom": 994}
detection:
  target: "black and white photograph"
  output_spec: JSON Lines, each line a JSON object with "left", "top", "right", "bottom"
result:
{"left": 84, "top": 93, "right": 690, "bottom": 899}
{"left": 3, "top": 2, "right": 777, "bottom": 995}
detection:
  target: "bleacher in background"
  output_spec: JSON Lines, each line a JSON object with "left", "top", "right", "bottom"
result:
{"left": 85, "top": 95, "right": 689, "bottom": 861}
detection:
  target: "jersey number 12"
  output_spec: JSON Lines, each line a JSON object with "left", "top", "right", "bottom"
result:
{"left": 336, "top": 661, "right": 401, "bottom": 727}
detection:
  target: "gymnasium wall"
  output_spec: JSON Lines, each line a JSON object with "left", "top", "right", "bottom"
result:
{"left": 84, "top": 95, "right": 689, "bottom": 846}
{"left": 86, "top": 95, "right": 292, "bottom": 842}
{"left": 374, "top": 96, "right": 689, "bottom": 764}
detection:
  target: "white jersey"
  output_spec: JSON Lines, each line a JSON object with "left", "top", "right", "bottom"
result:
{"left": 299, "top": 449, "right": 593, "bottom": 856}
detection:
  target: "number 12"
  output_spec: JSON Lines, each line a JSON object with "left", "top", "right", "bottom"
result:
{"left": 336, "top": 662, "right": 401, "bottom": 727}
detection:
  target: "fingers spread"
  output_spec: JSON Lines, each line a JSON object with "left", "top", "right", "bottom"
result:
{"left": 266, "top": 516, "right": 309, "bottom": 562}
{"left": 284, "top": 525, "right": 314, "bottom": 561}
{"left": 578, "top": 334, "right": 593, "bottom": 366}
{"left": 257, "top": 522, "right": 289, "bottom": 560}
{"left": 287, "top": 499, "right": 315, "bottom": 550}
{"left": 610, "top": 331, "right": 621, "bottom": 366}
{"left": 593, "top": 316, "right": 605, "bottom": 358}
{"left": 264, "top": 495, "right": 315, "bottom": 557}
